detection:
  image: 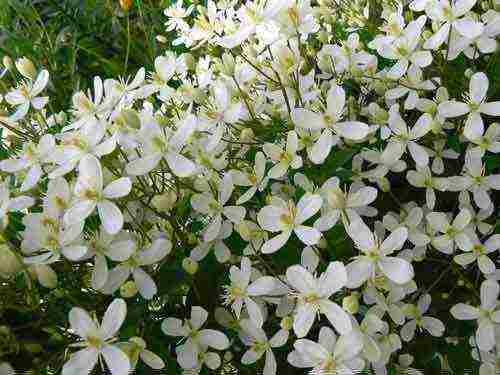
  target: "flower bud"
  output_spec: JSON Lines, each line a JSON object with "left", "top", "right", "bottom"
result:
{"left": 221, "top": 53, "right": 235, "bottom": 75}
{"left": 182, "top": 258, "right": 199, "bottom": 274}
{"left": 156, "top": 35, "right": 168, "bottom": 43}
{"left": 240, "top": 128, "right": 254, "bottom": 143}
{"left": 151, "top": 190, "right": 178, "bottom": 212}
{"left": 182, "top": 53, "right": 196, "bottom": 71}
{"left": 120, "top": 280, "right": 138, "bottom": 298}
{"left": 280, "top": 316, "right": 293, "bottom": 331}
{"left": 317, "top": 237, "right": 328, "bottom": 249}
{"left": 0, "top": 244, "right": 22, "bottom": 278}
{"left": 119, "top": 0, "right": 133, "bottom": 11}
{"left": 15, "top": 57, "right": 37, "bottom": 80}
{"left": 464, "top": 68, "right": 474, "bottom": 79}
{"left": 187, "top": 233, "right": 198, "bottom": 245}
{"left": 2, "top": 56, "right": 13, "bottom": 70}
{"left": 342, "top": 293, "right": 359, "bottom": 314}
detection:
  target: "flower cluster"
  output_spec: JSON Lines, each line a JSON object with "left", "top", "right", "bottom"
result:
{"left": 1, "top": 0, "right": 500, "bottom": 373}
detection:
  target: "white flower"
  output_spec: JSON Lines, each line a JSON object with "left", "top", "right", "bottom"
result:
{"left": 400, "top": 294, "right": 445, "bottom": 341}
{"left": 292, "top": 84, "right": 369, "bottom": 163}
{"left": 161, "top": 306, "right": 229, "bottom": 369}
{"left": 426, "top": 208, "right": 472, "bottom": 254}
{"left": 346, "top": 219, "right": 414, "bottom": 287}
{"left": 125, "top": 114, "right": 197, "bottom": 177}
{"left": 288, "top": 327, "right": 364, "bottom": 374}
{"left": 101, "top": 237, "right": 171, "bottom": 299}
{"left": 451, "top": 279, "right": 500, "bottom": 351}
{"left": 239, "top": 319, "right": 288, "bottom": 375}
{"left": 406, "top": 166, "right": 448, "bottom": 209}
{"left": 314, "top": 178, "right": 378, "bottom": 231}
{"left": 64, "top": 155, "right": 131, "bottom": 234}
{"left": 454, "top": 232, "right": 500, "bottom": 275}
{"left": 63, "top": 299, "right": 130, "bottom": 375}
{"left": 222, "top": 257, "right": 282, "bottom": 327}
{"left": 118, "top": 336, "right": 165, "bottom": 370}
{"left": 447, "top": 149, "right": 500, "bottom": 209}
{"left": 257, "top": 193, "right": 322, "bottom": 253}
{"left": 0, "top": 134, "right": 54, "bottom": 191}
{"left": 378, "top": 15, "right": 431, "bottom": 79}
{"left": 263, "top": 131, "right": 303, "bottom": 179}
{"left": 0, "top": 180, "right": 34, "bottom": 220}
{"left": 438, "top": 72, "right": 500, "bottom": 141}
{"left": 191, "top": 173, "right": 246, "bottom": 242}
{"left": 190, "top": 221, "right": 232, "bottom": 263}
{"left": 286, "top": 262, "right": 352, "bottom": 337}
{"left": 381, "top": 109, "right": 432, "bottom": 167}
{"left": 422, "top": 0, "right": 481, "bottom": 51}
{"left": 231, "top": 151, "right": 268, "bottom": 204}
{"left": 5, "top": 69, "right": 49, "bottom": 121}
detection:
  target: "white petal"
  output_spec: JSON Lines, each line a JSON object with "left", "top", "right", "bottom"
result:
{"left": 199, "top": 329, "right": 230, "bottom": 350}
{"left": 101, "top": 345, "right": 131, "bottom": 375}
{"left": 133, "top": 268, "right": 157, "bottom": 299}
{"left": 165, "top": 151, "right": 196, "bottom": 177}
{"left": 69, "top": 307, "right": 97, "bottom": 338}
{"left": 62, "top": 348, "right": 98, "bottom": 375}
{"left": 261, "top": 231, "right": 291, "bottom": 254}
{"left": 450, "top": 303, "right": 480, "bottom": 320}
{"left": 101, "top": 298, "right": 127, "bottom": 340}
{"left": 378, "top": 256, "right": 414, "bottom": 284}
{"left": 319, "top": 300, "right": 352, "bottom": 335}
{"left": 140, "top": 349, "right": 165, "bottom": 369}
{"left": 294, "top": 225, "right": 321, "bottom": 246}
{"left": 97, "top": 200, "right": 124, "bottom": 235}
{"left": 103, "top": 178, "right": 131, "bottom": 199}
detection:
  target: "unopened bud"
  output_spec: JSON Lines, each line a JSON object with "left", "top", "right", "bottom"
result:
{"left": 119, "top": 0, "right": 133, "bottom": 11}
{"left": 280, "top": 316, "right": 293, "bottom": 331}
{"left": 15, "top": 57, "right": 37, "bottom": 80}
{"left": 464, "top": 69, "right": 474, "bottom": 79}
{"left": 457, "top": 279, "right": 465, "bottom": 286}
{"left": 156, "top": 35, "right": 168, "bottom": 43}
{"left": 151, "top": 190, "right": 178, "bottom": 212}
{"left": 120, "top": 280, "right": 138, "bottom": 298}
{"left": 317, "top": 237, "right": 327, "bottom": 249}
{"left": 0, "top": 244, "right": 22, "bottom": 278}
{"left": 240, "top": 128, "right": 254, "bottom": 143}
{"left": 182, "top": 258, "right": 198, "bottom": 274}
{"left": 2, "top": 56, "right": 13, "bottom": 70}
{"left": 342, "top": 293, "right": 360, "bottom": 314}
{"left": 221, "top": 53, "right": 235, "bottom": 75}
{"left": 187, "top": 233, "right": 198, "bottom": 245}
{"left": 182, "top": 53, "right": 196, "bottom": 71}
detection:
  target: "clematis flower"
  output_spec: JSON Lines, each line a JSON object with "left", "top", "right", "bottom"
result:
{"left": 422, "top": 0, "right": 481, "bottom": 51}
{"left": 0, "top": 134, "right": 54, "bottom": 191}
{"left": 438, "top": 72, "right": 500, "bottom": 141}
{"left": 64, "top": 155, "right": 132, "bottom": 235}
{"left": 381, "top": 108, "right": 432, "bottom": 167}
{"left": 63, "top": 299, "right": 130, "bottom": 375}
{"left": 161, "top": 306, "right": 230, "bottom": 369}
{"left": 257, "top": 193, "right": 322, "bottom": 253}
{"left": 5, "top": 69, "right": 49, "bottom": 121}
{"left": 346, "top": 219, "right": 414, "bottom": 287}
{"left": 447, "top": 148, "right": 500, "bottom": 209}
{"left": 292, "top": 84, "right": 369, "bottom": 163}
{"left": 222, "top": 257, "right": 283, "bottom": 327}
{"left": 191, "top": 173, "right": 246, "bottom": 242}
{"left": 454, "top": 232, "right": 500, "bottom": 275}
{"left": 239, "top": 319, "right": 288, "bottom": 375}
{"left": 426, "top": 208, "right": 472, "bottom": 254}
{"left": 125, "top": 114, "right": 197, "bottom": 177}
{"left": 263, "top": 131, "right": 303, "bottom": 179}
{"left": 118, "top": 336, "right": 165, "bottom": 370}
{"left": 288, "top": 327, "right": 364, "bottom": 374}
{"left": 400, "top": 294, "right": 445, "bottom": 342}
{"left": 101, "top": 237, "right": 171, "bottom": 299}
{"left": 286, "top": 262, "right": 352, "bottom": 337}
{"left": 231, "top": 151, "right": 268, "bottom": 204}
{"left": 451, "top": 279, "right": 500, "bottom": 351}
{"left": 406, "top": 166, "right": 448, "bottom": 209}
{"left": 314, "top": 177, "right": 378, "bottom": 231}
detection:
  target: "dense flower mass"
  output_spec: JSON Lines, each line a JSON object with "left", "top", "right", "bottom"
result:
{"left": 1, "top": 0, "right": 500, "bottom": 373}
